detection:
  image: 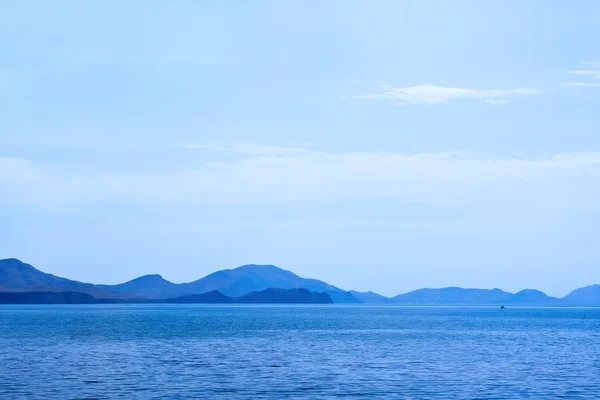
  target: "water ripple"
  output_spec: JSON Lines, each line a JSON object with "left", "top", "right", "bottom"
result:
{"left": 0, "top": 305, "right": 599, "bottom": 399}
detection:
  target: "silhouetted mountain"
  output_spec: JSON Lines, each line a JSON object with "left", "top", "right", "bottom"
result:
{"left": 0, "top": 258, "right": 118, "bottom": 298}
{"left": 327, "top": 290, "right": 362, "bottom": 303}
{"left": 159, "top": 290, "right": 232, "bottom": 304}
{"left": 3, "top": 258, "right": 598, "bottom": 306}
{"left": 235, "top": 288, "right": 332, "bottom": 304}
{"left": 0, "top": 288, "right": 333, "bottom": 304}
{"left": 0, "top": 259, "right": 359, "bottom": 303}
{"left": 0, "top": 291, "right": 97, "bottom": 304}
{"left": 561, "top": 285, "right": 600, "bottom": 305}
{"left": 350, "top": 291, "right": 393, "bottom": 303}
{"left": 392, "top": 287, "right": 513, "bottom": 305}
{"left": 503, "top": 289, "right": 559, "bottom": 305}
{"left": 0, "top": 258, "right": 86, "bottom": 290}
{"left": 181, "top": 264, "right": 360, "bottom": 303}
{"left": 105, "top": 274, "right": 191, "bottom": 299}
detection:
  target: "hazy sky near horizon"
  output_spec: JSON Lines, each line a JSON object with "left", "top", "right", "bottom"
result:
{"left": 2, "top": 1, "right": 600, "bottom": 297}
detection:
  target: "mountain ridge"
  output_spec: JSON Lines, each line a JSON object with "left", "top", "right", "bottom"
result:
{"left": 0, "top": 259, "right": 359, "bottom": 303}
{"left": 561, "top": 284, "right": 600, "bottom": 305}
{"left": 392, "top": 287, "right": 513, "bottom": 305}
{"left": 1, "top": 258, "right": 599, "bottom": 305}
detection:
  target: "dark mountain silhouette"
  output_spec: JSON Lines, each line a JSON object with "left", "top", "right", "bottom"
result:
{"left": 235, "top": 288, "right": 332, "bottom": 304}
{"left": 503, "top": 289, "right": 559, "bottom": 305}
{"left": 561, "top": 285, "right": 600, "bottom": 305}
{"left": 0, "top": 291, "right": 97, "bottom": 304}
{"left": 392, "top": 287, "right": 513, "bottom": 305}
{"left": 0, "top": 288, "right": 333, "bottom": 304}
{"left": 0, "top": 259, "right": 359, "bottom": 303}
{"left": 182, "top": 264, "right": 360, "bottom": 303}
{"left": 0, "top": 258, "right": 119, "bottom": 298}
{"left": 2, "top": 258, "right": 599, "bottom": 306}
{"left": 103, "top": 274, "right": 191, "bottom": 299}
{"left": 160, "top": 290, "right": 232, "bottom": 304}
{"left": 350, "top": 291, "right": 393, "bottom": 303}
{"left": 0, "top": 258, "right": 90, "bottom": 290}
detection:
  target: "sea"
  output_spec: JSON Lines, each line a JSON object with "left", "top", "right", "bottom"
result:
{"left": 0, "top": 305, "right": 599, "bottom": 399}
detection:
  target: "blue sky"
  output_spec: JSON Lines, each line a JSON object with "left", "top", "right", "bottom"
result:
{"left": 2, "top": 1, "right": 600, "bottom": 296}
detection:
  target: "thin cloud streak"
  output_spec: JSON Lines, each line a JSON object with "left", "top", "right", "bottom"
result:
{"left": 567, "top": 70, "right": 600, "bottom": 77}
{"left": 3, "top": 147, "right": 600, "bottom": 208}
{"left": 344, "top": 84, "right": 542, "bottom": 106}
{"left": 345, "top": 60, "right": 600, "bottom": 106}
{"left": 564, "top": 62, "right": 600, "bottom": 87}
{"left": 176, "top": 143, "right": 317, "bottom": 156}
{"left": 563, "top": 82, "right": 600, "bottom": 87}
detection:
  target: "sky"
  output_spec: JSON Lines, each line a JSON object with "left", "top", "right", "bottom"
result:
{"left": 2, "top": 1, "right": 600, "bottom": 297}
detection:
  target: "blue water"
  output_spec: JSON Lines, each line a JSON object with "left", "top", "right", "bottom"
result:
{"left": 1, "top": 306, "right": 599, "bottom": 399}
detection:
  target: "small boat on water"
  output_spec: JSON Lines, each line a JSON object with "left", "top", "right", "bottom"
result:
{"left": 500, "top": 305, "right": 505, "bottom": 309}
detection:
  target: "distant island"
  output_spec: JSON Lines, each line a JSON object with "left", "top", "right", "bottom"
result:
{"left": 1, "top": 258, "right": 599, "bottom": 305}
{"left": 0, "top": 287, "right": 333, "bottom": 305}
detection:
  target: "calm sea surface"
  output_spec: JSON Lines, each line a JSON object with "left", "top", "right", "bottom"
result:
{"left": 1, "top": 305, "right": 599, "bottom": 399}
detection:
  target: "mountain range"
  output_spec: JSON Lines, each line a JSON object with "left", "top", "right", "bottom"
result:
{"left": 1, "top": 258, "right": 599, "bottom": 305}
{"left": 0, "top": 258, "right": 358, "bottom": 303}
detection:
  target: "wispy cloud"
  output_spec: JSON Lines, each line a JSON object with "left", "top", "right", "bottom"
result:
{"left": 346, "top": 60, "right": 600, "bottom": 106}
{"left": 563, "top": 82, "right": 600, "bottom": 88}
{"left": 4, "top": 146, "right": 600, "bottom": 209}
{"left": 344, "top": 84, "right": 542, "bottom": 106}
{"left": 567, "top": 70, "right": 600, "bottom": 77}
{"left": 564, "top": 61, "right": 600, "bottom": 87}
{"left": 175, "top": 143, "right": 316, "bottom": 156}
